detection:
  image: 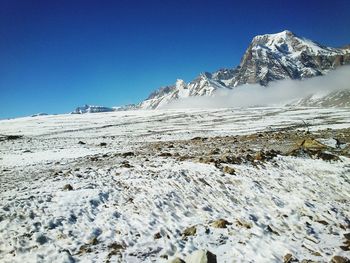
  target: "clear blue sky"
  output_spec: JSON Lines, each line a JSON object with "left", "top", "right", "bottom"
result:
{"left": 1, "top": 0, "right": 349, "bottom": 118}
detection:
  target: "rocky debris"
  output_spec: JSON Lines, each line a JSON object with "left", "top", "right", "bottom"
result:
{"left": 210, "top": 219, "right": 231, "bottom": 229}
{"left": 78, "top": 141, "right": 86, "bottom": 145}
{"left": 185, "top": 249, "right": 217, "bottom": 263}
{"left": 145, "top": 128, "right": 350, "bottom": 169}
{"left": 62, "top": 184, "right": 73, "bottom": 191}
{"left": 182, "top": 226, "right": 197, "bottom": 237}
{"left": 330, "top": 256, "right": 350, "bottom": 263}
{"left": 99, "top": 142, "right": 107, "bottom": 147}
{"left": 198, "top": 157, "right": 216, "bottom": 164}
{"left": 215, "top": 149, "right": 279, "bottom": 166}
{"left": 254, "top": 149, "right": 281, "bottom": 162}
{"left": 219, "top": 154, "right": 243, "bottom": 165}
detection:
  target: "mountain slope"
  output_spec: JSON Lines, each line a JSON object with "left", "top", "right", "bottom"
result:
{"left": 139, "top": 30, "right": 350, "bottom": 109}
{"left": 290, "top": 90, "right": 350, "bottom": 108}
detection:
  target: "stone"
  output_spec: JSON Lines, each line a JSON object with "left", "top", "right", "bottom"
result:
{"left": 78, "top": 244, "right": 92, "bottom": 254}
{"left": 100, "top": 142, "right": 107, "bottom": 147}
{"left": 120, "top": 161, "right": 132, "bottom": 168}
{"left": 222, "top": 166, "right": 235, "bottom": 175}
{"left": 168, "top": 257, "right": 185, "bottom": 263}
{"left": 36, "top": 234, "right": 48, "bottom": 245}
{"left": 154, "top": 232, "right": 162, "bottom": 239}
{"left": 315, "top": 219, "right": 329, "bottom": 225}
{"left": 340, "top": 242, "right": 350, "bottom": 251}
{"left": 330, "top": 256, "right": 350, "bottom": 263}
{"left": 122, "top": 152, "right": 135, "bottom": 157}
{"left": 191, "top": 137, "right": 207, "bottom": 141}
{"left": 283, "top": 253, "right": 295, "bottom": 263}
{"left": 316, "top": 151, "right": 340, "bottom": 161}
{"left": 198, "top": 157, "right": 215, "bottom": 164}
{"left": 209, "top": 148, "right": 220, "bottom": 155}
{"left": 0, "top": 134, "right": 23, "bottom": 141}
{"left": 254, "top": 151, "right": 265, "bottom": 161}
{"left": 159, "top": 152, "right": 172, "bottom": 157}
{"left": 265, "top": 225, "right": 280, "bottom": 235}
{"left": 185, "top": 249, "right": 217, "bottom": 263}
{"left": 78, "top": 141, "right": 86, "bottom": 145}
{"left": 219, "top": 154, "right": 242, "bottom": 164}
{"left": 300, "top": 138, "right": 326, "bottom": 150}
{"left": 63, "top": 184, "right": 73, "bottom": 191}
{"left": 210, "top": 219, "right": 231, "bottom": 229}
{"left": 182, "top": 226, "right": 197, "bottom": 237}
{"left": 236, "top": 219, "right": 252, "bottom": 229}
{"left": 89, "top": 237, "right": 98, "bottom": 245}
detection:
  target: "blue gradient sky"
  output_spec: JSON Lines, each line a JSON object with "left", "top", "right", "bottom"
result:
{"left": 1, "top": 0, "right": 349, "bottom": 118}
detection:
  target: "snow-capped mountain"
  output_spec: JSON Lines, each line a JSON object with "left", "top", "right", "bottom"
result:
{"left": 139, "top": 30, "right": 350, "bottom": 109}
{"left": 234, "top": 30, "right": 350, "bottom": 86}
{"left": 139, "top": 75, "right": 231, "bottom": 109}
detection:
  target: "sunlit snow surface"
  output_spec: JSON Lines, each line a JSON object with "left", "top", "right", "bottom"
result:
{"left": 0, "top": 107, "right": 349, "bottom": 262}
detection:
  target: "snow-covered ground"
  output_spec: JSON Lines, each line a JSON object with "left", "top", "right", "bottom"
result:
{"left": 0, "top": 107, "right": 349, "bottom": 262}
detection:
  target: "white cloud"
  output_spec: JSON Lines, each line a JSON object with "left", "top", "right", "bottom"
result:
{"left": 163, "top": 66, "right": 350, "bottom": 109}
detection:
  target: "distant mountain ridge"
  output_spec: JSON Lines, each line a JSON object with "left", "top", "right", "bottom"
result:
{"left": 71, "top": 105, "right": 116, "bottom": 114}
{"left": 138, "top": 30, "right": 350, "bottom": 109}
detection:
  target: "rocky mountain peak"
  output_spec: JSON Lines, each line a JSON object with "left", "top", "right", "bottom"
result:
{"left": 252, "top": 30, "right": 296, "bottom": 44}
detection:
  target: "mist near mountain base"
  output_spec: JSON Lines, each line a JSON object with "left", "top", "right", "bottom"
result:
{"left": 163, "top": 66, "right": 350, "bottom": 109}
